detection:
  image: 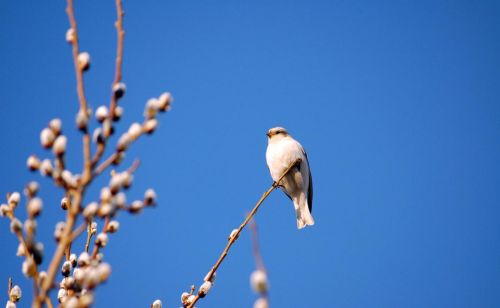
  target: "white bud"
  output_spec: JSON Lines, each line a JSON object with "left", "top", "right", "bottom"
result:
{"left": 79, "top": 291, "right": 94, "bottom": 306}
{"left": 40, "top": 128, "right": 55, "bottom": 148}
{"left": 228, "top": 229, "right": 239, "bottom": 241}
{"left": 16, "top": 243, "right": 25, "bottom": 256}
{"left": 130, "top": 200, "right": 143, "bottom": 214}
{"left": 95, "top": 232, "right": 108, "bottom": 247}
{"left": 83, "top": 202, "right": 98, "bottom": 219}
{"left": 40, "top": 159, "right": 53, "bottom": 176}
{"left": 254, "top": 298, "right": 269, "bottom": 308}
{"left": 204, "top": 271, "right": 216, "bottom": 283}
{"left": 117, "top": 133, "right": 131, "bottom": 151}
{"left": 106, "top": 220, "right": 120, "bottom": 233}
{"left": 24, "top": 181, "right": 39, "bottom": 197}
{"left": 158, "top": 92, "right": 173, "bottom": 112}
{"left": 151, "top": 299, "right": 162, "bottom": 308}
{"left": 38, "top": 271, "right": 47, "bottom": 286}
{"left": 97, "top": 202, "right": 114, "bottom": 217}
{"left": 49, "top": 118, "right": 62, "bottom": 135}
{"left": 113, "top": 82, "right": 126, "bottom": 99}
{"left": 0, "top": 204, "right": 9, "bottom": 217}
{"left": 198, "top": 281, "right": 212, "bottom": 297}
{"left": 54, "top": 221, "right": 66, "bottom": 241}
{"left": 91, "top": 221, "right": 97, "bottom": 234}
{"left": 115, "top": 192, "right": 126, "bottom": 207}
{"left": 78, "top": 252, "right": 90, "bottom": 267}
{"left": 27, "top": 155, "right": 41, "bottom": 171}
{"left": 60, "top": 276, "right": 75, "bottom": 290}
{"left": 250, "top": 270, "right": 268, "bottom": 293}
{"left": 143, "top": 118, "right": 158, "bottom": 134}
{"left": 65, "top": 28, "right": 76, "bottom": 43}
{"left": 76, "top": 109, "right": 89, "bottom": 130}
{"left": 53, "top": 136, "right": 67, "bottom": 156}
{"left": 95, "top": 106, "right": 108, "bottom": 122}
{"left": 128, "top": 122, "right": 142, "bottom": 140}
{"left": 10, "top": 285, "right": 21, "bottom": 302}
{"left": 8, "top": 192, "right": 21, "bottom": 207}
{"left": 97, "top": 263, "right": 111, "bottom": 282}
{"left": 27, "top": 197, "right": 43, "bottom": 217}
{"left": 5, "top": 301, "right": 16, "bottom": 308}
{"left": 22, "top": 258, "right": 36, "bottom": 277}
{"left": 10, "top": 218, "right": 22, "bottom": 233}
{"left": 144, "top": 98, "right": 159, "bottom": 119}
{"left": 144, "top": 188, "right": 156, "bottom": 205}
{"left": 92, "top": 128, "right": 104, "bottom": 144}
{"left": 100, "top": 188, "right": 112, "bottom": 203}
{"left": 78, "top": 52, "right": 91, "bottom": 71}
{"left": 57, "top": 288, "right": 67, "bottom": 302}
{"left": 61, "top": 197, "right": 69, "bottom": 210}
{"left": 180, "top": 292, "right": 190, "bottom": 305}
{"left": 69, "top": 253, "right": 77, "bottom": 267}
{"left": 65, "top": 297, "right": 78, "bottom": 308}
{"left": 113, "top": 106, "right": 124, "bottom": 121}
{"left": 61, "top": 260, "right": 72, "bottom": 277}
{"left": 24, "top": 219, "right": 37, "bottom": 234}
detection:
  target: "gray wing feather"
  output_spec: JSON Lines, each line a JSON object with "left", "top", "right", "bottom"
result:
{"left": 302, "top": 147, "right": 313, "bottom": 213}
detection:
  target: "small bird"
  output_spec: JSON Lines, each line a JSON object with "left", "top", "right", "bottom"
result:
{"left": 266, "top": 127, "right": 314, "bottom": 229}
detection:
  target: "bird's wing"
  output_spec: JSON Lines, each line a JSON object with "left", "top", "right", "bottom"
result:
{"left": 301, "top": 147, "right": 313, "bottom": 213}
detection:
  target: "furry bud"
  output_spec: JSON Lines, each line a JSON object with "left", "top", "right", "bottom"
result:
{"left": 53, "top": 136, "right": 67, "bottom": 156}
{"left": 158, "top": 92, "right": 173, "bottom": 112}
{"left": 106, "top": 220, "right": 120, "bottom": 233}
{"left": 10, "top": 218, "right": 22, "bottom": 233}
{"left": 40, "top": 128, "right": 55, "bottom": 148}
{"left": 27, "top": 197, "right": 43, "bottom": 217}
{"left": 8, "top": 192, "right": 21, "bottom": 208}
{"left": 66, "top": 28, "right": 76, "bottom": 43}
{"left": 49, "top": 118, "right": 62, "bottom": 135}
{"left": 151, "top": 299, "right": 162, "bottom": 308}
{"left": 113, "top": 82, "right": 126, "bottom": 99}
{"left": 95, "top": 232, "right": 108, "bottom": 247}
{"left": 27, "top": 155, "right": 41, "bottom": 171}
{"left": 95, "top": 106, "right": 108, "bottom": 122}
{"left": 250, "top": 270, "right": 268, "bottom": 293}
{"left": 78, "top": 52, "right": 91, "bottom": 71}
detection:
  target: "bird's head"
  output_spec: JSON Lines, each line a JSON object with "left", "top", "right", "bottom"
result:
{"left": 267, "top": 127, "right": 289, "bottom": 139}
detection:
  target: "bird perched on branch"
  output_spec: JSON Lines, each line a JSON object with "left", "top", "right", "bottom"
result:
{"left": 266, "top": 127, "right": 314, "bottom": 229}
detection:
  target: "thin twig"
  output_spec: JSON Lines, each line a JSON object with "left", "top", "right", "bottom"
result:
{"left": 7, "top": 277, "right": 12, "bottom": 297}
{"left": 85, "top": 221, "right": 94, "bottom": 252}
{"left": 186, "top": 158, "right": 300, "bottom": 308}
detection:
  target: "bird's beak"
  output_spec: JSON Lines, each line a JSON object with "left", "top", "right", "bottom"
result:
{"left": 266, "top": 132, "right": 271, "bottom": 138}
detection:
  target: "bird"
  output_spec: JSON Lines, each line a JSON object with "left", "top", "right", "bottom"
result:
{"left": 266, "top": 127, "right": 314, "bottom": 229}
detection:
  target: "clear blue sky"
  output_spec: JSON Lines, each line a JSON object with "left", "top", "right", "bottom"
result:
{"left": 1, "top": 1, "right": 500, "bottom": 307}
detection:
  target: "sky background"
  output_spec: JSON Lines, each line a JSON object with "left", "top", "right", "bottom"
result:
{"left": 1, "top": 0, "right": 500, "bottom": 307}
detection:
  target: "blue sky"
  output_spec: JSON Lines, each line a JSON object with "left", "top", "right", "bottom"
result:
{"left": 1, "top": 1, "right": 500, "bottom": 307}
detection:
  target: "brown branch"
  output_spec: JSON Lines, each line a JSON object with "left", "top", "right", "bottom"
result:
{"left": 186, "top": 158, "right": 300, "bottom": 308}
{"left": 249, "top": 219, "right": 266, "bottom": 272}
{"left": 85, "top": 221, "right": 94, "bottom": 252}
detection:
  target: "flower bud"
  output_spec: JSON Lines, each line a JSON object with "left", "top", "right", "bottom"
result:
{"left": 83, "top": 202, "right": 98, "bottom": 219}
{"left": 66, "top": 28, "right": 76, "bottom": 43}
{"left": 198, "top": 281, "right": 212, "bottom": 298}
{"left": 113, "top": 82, "right": 126, "bottom": 99}
{"left": 144, "top": 98, "right": 159, "bottom": 119}
{"left": 180, "top": 292, "right": 190, "bottom": 305}
{"left": 49, "top": 118, "right": 62, "bottom": 135}
{"left": 57, "top": 288, "right": 67, "bottom": 302}
{"left": 60, "top": 276, "right": 75, "bottom": 290}
{"left": 0, "top": 204, "right": 10, "bottom": 217}
{"left": 95, "top": 106, "right": 108, "bottom": 122}
{"left": 113, "top": 106, "right": 124, "bottom": 121}
{"left": 92, "top": 128, "right": 104, "bottom": 144}
{"left": 91, "top": 221, "right": 97, "bottom": 234}
{"left": 22, "top": 258, "right": 36, "bottom": 277}
{"left": 32, "top": 242, "right": 44, "bottom": 265}
{"left": 228, "top": 229, "right": 239, "bottom": 241}
{"left": 8, "top": 192, "right": 21, "bottom": 208}
{"left": 115, "top": 192, "right": 126, "bottom": 207}
{"left": 128, "top": 123, "right": 142, "bottom": 140}
{"left": 53, "top": 136, "right": 67, "bottom": 156}
{"left": 78, "top": 252, "right": 90, "bottom": 267}
{"left": 61, "top": 260, "right": 72, "bottom": 277}
{"left": 61, "top": 197, "right": 69, "bottom": 210}
{"left": 69, "top": 253, "right": 77, "bottom": 267}
{"left": 129, "top": 200, "right": 143, "bottom": 214}
{"left": 54, "top": 221, "right": 66, "bottom": 241}
{"left": 144, "top": 188, "right": 156, "bottom": 205}
{"left": 95, "top": 232, "right": 108, "bottom": 247}
{"left": 100, "top": 188, "right": 112, "bottom": 203}
{"left": 6, "top": 301, "right": 16, "bottom": 308}
{"left": 204, "top": 271, "right": 216, "bottom": 283}
{"left": 10, "top": 218, "right": 22, "bottom": 233}
{"left": 254, "top": 298, "right": 269, "bottom": 308}
{"left": 106, "top": 220, "right": 120, "bottom": 233}
{"left": 78, "top": 52, "right": 91, "bottom": 71}
{"left": 27, "top": 155, "right": 41, "bottom": 171}
{"left": 9, "top": 285, "right": 21, "bottom": 302}
{"left": 151, "top": 299, "right": 162, "bottom": 308}
{"left": 40, "top": 159, "right": 53, "bottom": 176}
{"left": 16, "top": 243, "right": 25, "bottom": 256}
{"left": 76, "top": 109, "right": 89, "bottom": 130}
{"left": 97, "top": 263, "right": 111, "bottom": 282}
{"left": 24, "top": 219, "right": 37, "bottom": 235}
{"left": 27, "top": 197, "right": 43, "bottom": 217}
{"left": 79, "top": 291, "right": 94, "bottom": 306}
{"left": 117, "top": 133, "right": 131, "bottom": 151}
{"left": 38, "top": 271, "right": 47, "bottom": 286}
{"left": 158, "top": 92, "right": 173, "bottom": 112}
{"left": 40, "top": 128, "right": 55, "bottom": 148}
{"left": 24, "top": 181, "right": 39, "bottom": 197}
{"left": 143, "top": 119, "right": 158, "bottom": 134}
{"left": 250, "top": 270, "right": 268, "bottom": 293}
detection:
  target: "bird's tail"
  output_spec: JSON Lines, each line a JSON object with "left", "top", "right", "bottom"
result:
{"left": 294, "top": 194, "right": 315, "bottom": 229}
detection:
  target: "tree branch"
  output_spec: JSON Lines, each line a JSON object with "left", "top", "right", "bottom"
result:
{"left": 186, "top": 158, "right": 300, "bottom": 308}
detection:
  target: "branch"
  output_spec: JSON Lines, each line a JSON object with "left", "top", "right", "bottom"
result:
{"left": 186, "top": 158, "right": 301, "bottom": 308}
